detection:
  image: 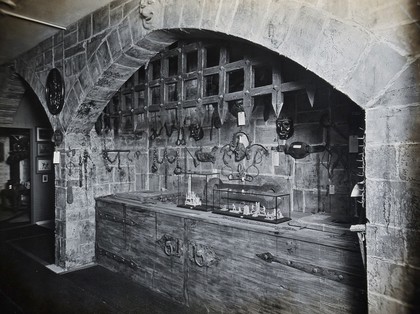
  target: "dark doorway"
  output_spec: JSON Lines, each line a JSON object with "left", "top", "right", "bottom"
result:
{"left": 0, "top": 128, "right": 31, "bottom": 228}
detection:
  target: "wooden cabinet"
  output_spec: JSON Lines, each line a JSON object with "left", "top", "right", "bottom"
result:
{"left": 96, "top": 197, "right": 366, "bottom": 313}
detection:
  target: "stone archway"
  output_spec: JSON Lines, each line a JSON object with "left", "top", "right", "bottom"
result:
{"left": 12, "top": 1, "right": 419, "bottom": 312}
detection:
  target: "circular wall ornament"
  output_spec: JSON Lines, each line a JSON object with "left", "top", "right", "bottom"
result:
{"left": 45, "top": 68, "right": 64, "bottom": 115}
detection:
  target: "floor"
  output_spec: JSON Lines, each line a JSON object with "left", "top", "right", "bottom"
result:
{"left": 0, "top": 224, "right": 200, "bottom": 314}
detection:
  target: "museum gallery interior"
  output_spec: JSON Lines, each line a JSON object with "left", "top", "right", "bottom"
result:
{"left": 0, "top": 0, "right": 418, "bottom": 313}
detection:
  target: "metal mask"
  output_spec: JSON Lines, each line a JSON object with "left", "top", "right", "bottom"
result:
{"left": 276, "top": 117, "right": 294, "bottom": 140}
{"left": 189, "top": 123, "right": 204, "bottom": 141}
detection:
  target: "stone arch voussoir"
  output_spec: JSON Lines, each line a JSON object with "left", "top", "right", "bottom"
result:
{"left": 66, "top": 0, "right": 409, "bottom": 133}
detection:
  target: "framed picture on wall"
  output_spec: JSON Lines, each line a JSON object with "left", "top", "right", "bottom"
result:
{"left": 36, "top": 127, "right": 52, "bottom": 142}
{"left": 36, "top": 157, "right": 52, "bottom": 174}
{"left": 37, "top": 142, "right": 53, "bottom": 156}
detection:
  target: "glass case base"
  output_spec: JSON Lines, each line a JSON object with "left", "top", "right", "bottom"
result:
{"left": 177, "top": 204, "right": 216, "bottom": 212}
{"left": 212, "top": 208, "right": 291, "bottom": 224}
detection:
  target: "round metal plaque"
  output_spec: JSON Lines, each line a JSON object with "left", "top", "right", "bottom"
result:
{"left": 45, "top": 68, "right": 64, "bottom": 115}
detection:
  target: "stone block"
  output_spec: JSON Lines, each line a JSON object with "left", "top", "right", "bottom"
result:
{"left": 304, "top": 190, "right": 328, "bottom": 213}
{"left": 72, "top": 53, "right": 87, "bottom": 75}
{"left": 274, "top": 153, "right": 293, "bottom": 177}
{"left": 110, "top": 0, "right": 130, "bottom": 10}
{"left": 317, "top": 0, "right": 349, "bottom": 19}
{"left": 110, "top": 6, "right": 123, "bottom": 27}
{"left": 65, "top": 43, "right": 85, "bottom": 59}
{"left": 366, "top": 105, "right": 420, "bottom": 144}
{"left": 365, "top": 145, "right": 398, "bottom": 180}
{"left": 366, "top": 179, "right": 420, "bottom": 229}
{"left": 330, "top": 169, "right": 350, "bottom": 194}
{"left": 97, "top": 165, "right": 113, "bottom": 184}
{"left": 405, "top": 229, "right": 420, "bottom": 268}
{"left": 293, "top": 189, "right": 304, "bottom": 212}
{"left": 367, "top": 257, "right": 419, "bottom": 306}
{"left": 44, "top": 50, "right": 53, "bottom": 66}
{"left": 344, "top": 42, "right": 407, "bottom": 107}
{"left": 368, "top": 292, "right": 413, "bottom": 314}
{"left": 118, "top": 17, "right": 133, "bottom": 51}
{"left": 398, "top": 144, "right": 420, "bottom": 182}
{"left": 128, "top": 8, "right": 147, "bottom": 43}
{"left": 55, "top": 236, "right": 66, "bottom": 268}
{"left": 94, "top": 184, "right": 111, "bottom": 198}
{"left": 200, "top": 0, "right": 221, "bottom": 29}
{"left": 135, "top": 173, "right": 147, "bottom": 190}
{"left": 125, "top": 45, "right": 156, "bottom": 63}
{"left": 295, "top": 160, "right": 328, "bottom": 190}
{"left": 78, "top": 67, "right": 93, "bottom": 93}
{"left": 366, "top": 224, "right": 405, "bottom": 263}
{"left": 54, "top": 31, "right": 64, "bottom": 45}
{"left": 40, "top": 37, "right": 53, "bottom": 52}
{"left": 54, "top": 43, "right": 64, "bottom": 63}
{"left": 86, "top": 33, "right": 107, "bottom": 60}
{"left": 96, "top": 41, "right": 112, "bottom": 71}
{"left": 163, "top": 0, "right": 182, "bottom": 29}
{"left": 377, "top": 21, "right": 420, "bottom": 57}
{"left": 78, "top": 15, "right": 92, "bottom": 42}
{"left": 79, "top": 219, "right": 95, "bottom": 244}
{"left": 149, "top": 173, "right": 160, "bottom": 191}
{"left": 61, "top": 89, "right": 79, "bottom": 129}
{"left": 106, "top": 30, "right": 122, "bottom": 60}
{"left": 213, "top": 0, "right": 238, "bottom": 33}
{"left": 115, "top": 166, "right": 129, "bottom": 183}
{"left": 230, "top": 0, "right": 267, "bottom": 39}
{"left": 254, "top": 123, "right": 278, "bottom": 145}
{"left": 97, "top": 67, "right": 131, "bottom": 89}
{"left": 55, "top": 220, "right": 65, "bottom": 238}
{"left": 56, "top": 186, "right": 67, "bottom": 209}
{"left": 93, "top": 6, "right": 110, "bottom": 36}
{"left": 64, "top": 22, "right": 77, "bottom": 36}
{"left": 87, "top": 55, "right": 102, "bottom": 84}
{"left": 356, "top": 1, "right": 420, "bottom": 31}
{"left": 373, "top": 60, "right": 420, "bottom": 108}
{"left": 111, "top": 182, "right": 131, "bottom": 193}
{"left": 123, "top": 0, "right": 137, "bottom": 17}
{"left": 64, "top": 31, "right": 78, "bottom": 50}
{"left": 308, "top": 19, "right": 371, "bottom": 88}
{"left": 180, "top": 0, "right": 204, "bottom": 28}
{"left": 281, "top": 6, "right": 327, "bottom": 65}
{"left": 81, "top": 243, "right": 95, "bottom": 258}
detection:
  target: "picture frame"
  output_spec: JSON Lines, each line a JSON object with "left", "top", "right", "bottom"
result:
{"left": 37, "top": 142, "right": 53, "bottom": 156}
{"left": 36, "top": 127, "right": 52, "bottom": 142}
{"left": 36, "top": 157, "right": 52, "bottom": 174}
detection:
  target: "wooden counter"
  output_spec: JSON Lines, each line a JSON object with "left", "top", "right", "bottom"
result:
{"left": 96, "top": 194, "right": 366, "bottom": 314}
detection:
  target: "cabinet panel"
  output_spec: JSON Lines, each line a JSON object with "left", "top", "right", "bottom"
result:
{"left": 95, "top": 198, "right": 366, "bottom": 313}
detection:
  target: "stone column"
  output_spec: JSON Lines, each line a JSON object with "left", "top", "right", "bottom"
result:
{"left": 365, "top": 61, "right": 420, "bottom": 313}
{"left": 54, "top": 132, "right": 95, "bottom": 270}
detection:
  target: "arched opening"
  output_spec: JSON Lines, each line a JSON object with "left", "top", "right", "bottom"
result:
{"left": 92, "top": 36, "right": 367, "bottom": 313}
{"left": 94, "top": 37, "right": 366, "bottom": 221}
{"left": 0, "top": 80, "right": 55, "bottom": 264}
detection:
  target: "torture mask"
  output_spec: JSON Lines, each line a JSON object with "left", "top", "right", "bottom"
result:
{"left": 189, "top": 123, "right": 204, "bottom": 141}
{"left": 276, "top": 117, "right": 294, "bottom": 140}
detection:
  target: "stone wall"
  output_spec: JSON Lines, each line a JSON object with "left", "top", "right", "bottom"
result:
{"left": 11, "top": 0, "right": 420, "bottom": 313}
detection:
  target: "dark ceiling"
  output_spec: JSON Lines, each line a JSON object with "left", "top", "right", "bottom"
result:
{"left": 0, "top": 0, "right": 113, "bottom": 65}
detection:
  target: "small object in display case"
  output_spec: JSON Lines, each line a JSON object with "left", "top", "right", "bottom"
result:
{"left": 212, "top": 186, "right": 291, "bottom": 224}
{"left": 177, "top": 171, "right": 220, "bottom": 211}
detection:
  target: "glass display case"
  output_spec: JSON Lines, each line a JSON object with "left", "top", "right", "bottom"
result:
{"left": 177, "top": 171, "right": 220, "bottom": 211}
{"left": 212, "top": 187, "right": 291, "bottom": 224}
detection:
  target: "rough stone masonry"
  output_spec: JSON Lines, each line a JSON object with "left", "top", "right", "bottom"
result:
{"left": 7, "top": 0, "right": 420, "bottom": 313}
